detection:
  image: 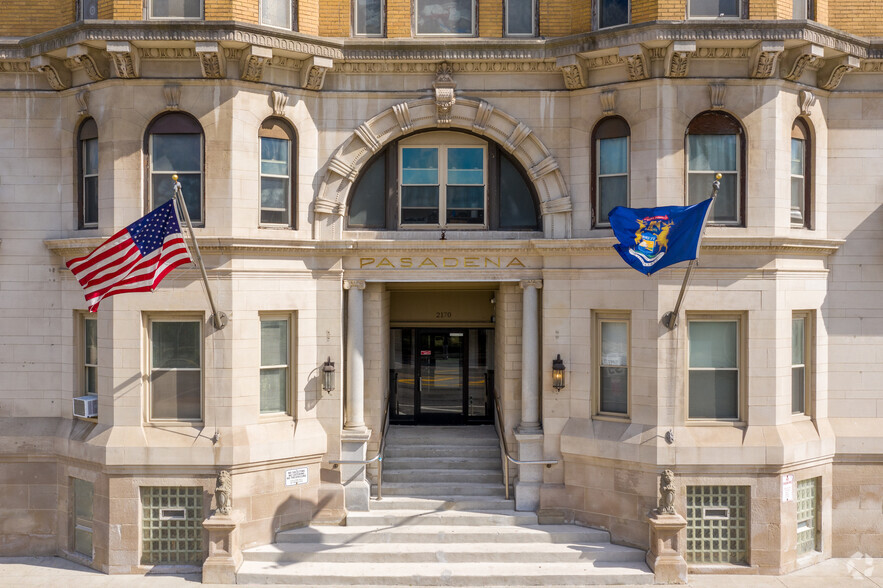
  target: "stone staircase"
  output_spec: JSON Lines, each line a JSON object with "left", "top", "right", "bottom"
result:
{"left": 237, "top": 425, "right": 653, "bottom": 586}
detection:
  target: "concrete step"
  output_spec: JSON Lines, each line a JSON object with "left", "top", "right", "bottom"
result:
{"left": 382, "top": 468, "right": 502, "bottom": 484}
{"left": 236, "top": 560, "right": 654, "bottom": 585}
{"left": 387, "top": 427, "right": 499, "bottom": 447}
{"left": 345, "top": 509, "right": 538, "bottom": 526}
{"left": 382, "top": 456, "right": 501, "bottom": 470}
{"left": 367, "top": 496, "right": 516, "bottom": 511}
{"left": 375, "top": 481, "right": 506, "bottom": 497}
{"left": 275, "top": 524, "right": 612, "bottom": 545}
{"left": 243, "top": 541, "right": 647, "bottom": 564}
{"left": 385, "top": 445, "right": 501, "bottom": 459}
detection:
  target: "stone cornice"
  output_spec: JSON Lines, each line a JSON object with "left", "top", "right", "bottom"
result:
{"left": 44, "top": 235, "right": 844, "bottom": 259}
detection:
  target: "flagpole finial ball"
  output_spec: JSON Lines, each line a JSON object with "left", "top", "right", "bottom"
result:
{"left": 715, "top": 173, "right": 722, "bottom": 180}
{"left": 172, "top": 174, "right": 178, "bottom": 182}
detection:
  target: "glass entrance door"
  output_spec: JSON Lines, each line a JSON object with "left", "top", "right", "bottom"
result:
{"left": 390, "top": 328, "right": 493, "bottom": 425}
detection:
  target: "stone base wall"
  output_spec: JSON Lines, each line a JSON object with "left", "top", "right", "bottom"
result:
{"left": 832, "top": 461, "right": 883, "bottom": 557}
{"left": 0, "top": 460, "right": 59, "bottom": 556}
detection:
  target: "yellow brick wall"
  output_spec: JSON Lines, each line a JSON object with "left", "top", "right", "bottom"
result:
{"left": 571, "top": 0, "right": 591, "bottom": 32}
{"left": 479, "top": 0, "right": 503, "bottom": 37}
{"left": 298, "top": 0, "right": 319, "bottom": 34}
{"left": 829, "top": 1, "right": 883, "bottom": 35}
{"left": 749, "top": 0, "right": 778, "bottom": 18}
{"left": 632, "top": 0, "right": 655, "bottom": 23}
{"left": 319, "top": 0, "right": 349, "bottom": 36}
{"left": 110, "top": 0, "right": 142, "bottom": 19}
{"left": 0, "top": 0, "right": 67, "bottom": 36}
{"left": 815, "top": 0, "right": 829, "bottom": 25}
{"left": 539, "top": 0, "right": 572, "bottom": 36}
{"left": 656, "top": 0, "right": 684, "bottom": 19}
{"left": 387, "top": 0, "right": 411, "bottom": 37}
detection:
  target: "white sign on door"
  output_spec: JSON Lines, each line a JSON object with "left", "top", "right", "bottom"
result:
{"left": 782, "top": 474, "right": 794, "bottom": 502}
{"left": 285, "top": 466, "right": 308, "bottom": 487}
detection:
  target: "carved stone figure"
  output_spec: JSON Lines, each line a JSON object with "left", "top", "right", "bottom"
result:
{"left": 658, "top": 469, "right": 676, "bottom": 515}
{"left": 215, "top": 469, "right": 232, "bottom": 515}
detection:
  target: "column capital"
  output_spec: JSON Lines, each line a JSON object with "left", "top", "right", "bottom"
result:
{"left": 519, "top": 279, "right": 543, "bottom": 290}
{"left": 343, "top": 279, "right": 366, "bottom": 290}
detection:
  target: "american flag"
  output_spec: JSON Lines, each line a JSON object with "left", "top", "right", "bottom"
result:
{"left": 67, "top": 200, "right": 192, "bottom": 312}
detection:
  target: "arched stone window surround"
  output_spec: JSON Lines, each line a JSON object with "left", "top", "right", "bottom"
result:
{"left": 314, "top": 97, "right": 572, "bottom": 239}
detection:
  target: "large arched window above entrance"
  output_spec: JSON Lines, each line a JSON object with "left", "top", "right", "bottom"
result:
{"left": 685, "top": 110, "right": 745, "bottom": 226}
{"left": 347, "top": 131, "right": 540, "bottom": 231}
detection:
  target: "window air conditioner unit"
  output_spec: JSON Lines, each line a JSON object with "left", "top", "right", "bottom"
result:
{"left": 73, "top": 395, "right": 98, "bottom": 418}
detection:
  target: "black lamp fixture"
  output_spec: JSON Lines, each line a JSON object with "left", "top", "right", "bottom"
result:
{"left": 552, "top": 354, "right": 566, "bottom": 391}
{"left": 322, "top": 357, "right": 335, "bottom": 393}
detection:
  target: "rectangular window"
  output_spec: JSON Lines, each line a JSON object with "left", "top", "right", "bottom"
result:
{"left": 83, "top": 316, "right": 98, "bottom": 397}
{"left": 355, "top": 0, "right": 384, "bottom": 35}
{"left": 598, "top": 0, "right": 629, "bottom": 29}
{"left": 796, "top": 478, "right": 820, "bottom": 555}
{"left": 596, "top": 314, "right": 629, "bottom": 416}
{"left": 401, "top": 147, "right": 440, "bottom": 224}
{"left": 80, "top": 0, "right": 99, "bottom": 20}
{"left": 149, "top": 320, "right": 202, "bottom": 421}
{"left": 688, "top": 0, "right": 740, "bottom": 18}
{"left": 792, "top": 313, "right": 811, "bottom": 415}
{"left": 261, "top": 0, "right": 292, "bottom": 28}
{"left": 686, "top": 485, "right": 748, "bottom": 563}
{"left": 688, "top": 318, "right": 741, "bottom": 420}
{"left": 149, "top": 0, "right": 202, "bottom": 19}
{"left": 260, "top": 317, "right": 290, "bottom": 414}
{"left": 416, "top": 0, "right": 475, "bottom": 35}
{"left": 260, "top": 136, "right": 291, "bottom": 225}
{"left": 141, "top": 487, "right": 203, "bottom": 565}
{"left": 72, "top": 478, "right": 94, "bottom": 558}
{"left": 506, "top": 0, "right": 534, "bottom": 36}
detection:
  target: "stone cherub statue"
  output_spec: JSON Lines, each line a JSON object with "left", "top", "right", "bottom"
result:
{"left": 657, "top": 469, "right": 676, "bottom": 515}
{"left": 215, "top": 469, "right": 232, "bottom": 515}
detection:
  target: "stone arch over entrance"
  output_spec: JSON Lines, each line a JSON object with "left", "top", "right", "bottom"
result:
{"left": 313, "top": 97, "right": 572, "bottom": 239}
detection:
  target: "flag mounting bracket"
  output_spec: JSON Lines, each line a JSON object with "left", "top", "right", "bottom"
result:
{"left": 172, "top": 175, "right": 228, "bottom": 330}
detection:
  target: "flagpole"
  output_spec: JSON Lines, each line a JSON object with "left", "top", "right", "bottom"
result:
{"left": 661, "top": 173, "right": 721, "bottom": 330}
{"left": 172, "top": 174, "right": 228, "bottom": 330}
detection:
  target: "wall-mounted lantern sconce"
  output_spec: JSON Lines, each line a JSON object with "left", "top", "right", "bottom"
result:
{"left": 552, "top": 354, "right": 566, "bottom": 391}
{"left": 322, "top": 357, "right": 335, "bottom": 393}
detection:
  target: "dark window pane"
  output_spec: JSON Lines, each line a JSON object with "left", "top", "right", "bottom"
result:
{"left": 599, "top": 0, "right": 628, "bottom": 28}
{"left": 357, "top": 0, "right": 383, "bottom": 34}
{"left": 83, "top": 138, "right": 98, "bottom": 174}
{"left": 688, "top": 135, "right": 737, "bottom": 171}
{"left": 447, "top": 207, "right": 484, "bottom": 224}
{"left": 152, "top": 135, "right": 200, "bottom": 172}
{"left": 84, "top": 176, "right": 99, "bottom": 226}
{"left": 446, "top": 185, "right": 483, "bottom": 209}
{"left": 600, "top": 367, "right": 628, "bottom": 413}
{"left": 500, "top": 156, "right": 537, "bottom": 229}
{"left": 348, "top": 154, "right": 386, "bottom": 228}
{"left": 261, "top": 137, "right": 289, "bottom": 176}
{"left": 152, "top": 322, "right": 200, "bottom": 369}
{"left": 599, "top": 136, "right": 627, "bottom": 175}
{"left": 82, "top": 0, "right": 98, "bottom": 19}
{"left": 401, "top": 206, "right": 439, "bottom": 224}
{"left": 688, "top": 172, "right": 736, "bottom": 223}
{"left": 153, "top": 172, "right": 201, "bottom": 223}
{"left": 447, "top": 148, "right": 484, "bottom": 184}
{"left": 689, "top": 370, "right": 738, "bottom": 419}
{"left": 152, "top": 0, "right": 201, "bottom": 18}
{"left": 416, "top": 0, "right": 474, "bottom": 34}
{"left": 84, "top": 318, "right": 97, "bottom": 364}
{"left": 598, "top": 176, "right": 628, "bottom": 223}
{"left": 507, "top": 0, "right": 533, "bottom": 34}
{"left": 402, "top": 147, "right": 438, "bottom": 184}
{"left": 690, "top": 0, "right": 739, "bottom": 17}
{"left": 150, "top": 370, "right": 201, "bottom": 419}
{"left": 260, "top": 368, "right": 287, "bottom": 413}
{"left": 261, "top": 177, "right": 289, "bottom": 224}
{"left": 402, "top": 185, "right": 439, "bottom": 209}
{"left": 689, "top": 321, "right": 737, "bottom": 368}
{"left": 792, "top": 366, "right": 805, "bottom": 413}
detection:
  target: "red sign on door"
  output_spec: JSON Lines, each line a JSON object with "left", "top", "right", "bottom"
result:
{"left": 420, "top": 350, "right": 432, "bottom": 356}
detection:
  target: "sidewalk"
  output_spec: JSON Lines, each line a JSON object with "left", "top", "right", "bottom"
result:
{"left": 1, "top": 555, "right": 882, "bottom": 587}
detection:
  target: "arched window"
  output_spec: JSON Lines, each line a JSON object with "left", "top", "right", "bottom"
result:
{"left": 347, "top": 130, "right": 539, "bottom": 231}
{"left": 592, "top": 116, "right": 630, "bottom": 227}
{"left": 77, "top": 118, "right": 98, "bottom": 229}
{"left": 146, "top": 112, "right": 204, "bottom": 225}
{"left": 791, "top": 118, "right": 812, "bottom": 228}
{"left": 686, "top": 111, "right": 745, "bottom": 226}
{"left": 259, "top": 118, "right": 297, "bottom": 227}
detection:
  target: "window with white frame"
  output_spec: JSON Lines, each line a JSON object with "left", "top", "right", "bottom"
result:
{"left": 688, "top": 0, "right": 741, "bottom": 18}
{"left": 593, "top": 116, "right": 630, "bottom": 227}
{"left": 793, "top": 0, "right": 814, "bottom": 19}
{"left": 260, "top": 316, "right": 291, "bottom": 414}
{"left": 688, "top": 317, "right": 741, "bottom": 420}
{"left": 596, "top": 313, "right": 629, "bottom": 417}
{"left": 400, "top": 133, "right": 486, "bottom": 227}
{"left": 261, "top": 0, "right": 294, "bottom": 29}
{"left": 149, "top": 319, "right": 202, "bottom": 421}
{"left": 259, "top": 118, "right": 296, "bottom": 226}
{"left": 506, "top": 0, "right": 535, "bottom": 36}
{"left": 80, "top": 0, "right": 98, "bottom": 20}
{"left": 78, "top": 118, "right": 98, "bottom": 229}
{"left": 792, "top": 313, "right": 811, "bottom": 415}
{"left": 355, "top": 0, "right": 384, "bottom": 35}
{"left": 416, "top": 0, "right": 475, "bottom": 35}
{"left": 147, "top": 112, "right": 204, "bottom": 226}
{"left": 149, "top": 0, "right": 202, "bottom": 19}
{"left": 791, "top": 119, "right": 811, "bottom": 227}
{"left": 598, "top": 0, "right": 629, "bottom": 29}
{"left": 686, "top": 111, "right": 744, "bottom": 226}
{"left": 83, "top": 316, "right": 98, "bottom": 398}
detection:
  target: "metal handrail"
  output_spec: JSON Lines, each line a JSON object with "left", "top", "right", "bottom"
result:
{"left": 329, "top": 389, "right": 392, "bottom": 500}
{"left": 493, "top": 389, "right": 558, "bottom": 500}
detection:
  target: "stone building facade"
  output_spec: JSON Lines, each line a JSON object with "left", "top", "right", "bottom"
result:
{"left": 0, "top": 0, "right": 882, "bottom": 578}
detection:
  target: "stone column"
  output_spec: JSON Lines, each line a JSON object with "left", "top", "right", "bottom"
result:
{"left": 341, "top": 280, "right": 371, "bottom": 511}
{"left": 515, "top": 279, "right": 543, "bottom": 511}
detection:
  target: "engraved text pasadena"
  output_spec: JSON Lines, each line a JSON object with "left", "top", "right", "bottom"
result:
{"left": 359, "top": 256, "right": 525, "bottom": 269}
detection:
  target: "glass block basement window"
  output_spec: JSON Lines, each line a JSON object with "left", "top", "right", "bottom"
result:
{"left": 141, "top": 486, "right": 204, "bottom": 565}
{"left": 686, "top": 485, "right": 748, "bottom": 564}
{"left": 796, "top": 478, "right": 820, "bottom": 556}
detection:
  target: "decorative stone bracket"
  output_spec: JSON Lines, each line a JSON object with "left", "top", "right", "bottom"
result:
{"left": 709, "top": 82, "right": 726, "bottom": 109}
{"left": 556, "top": 55, "right": 587, "bottom": 90}
{"left": 600, "top": 90, "right": 616, "bottom": 115}
{"left": 620, "top": 44, "right": 649, "bottom": 81}
{"left": 433, "top": 62, "right": 456, "bottom": 126}
{"left": 782, "top": 44, "right": 824, "bottom": 82}
{"left": 240, "top": 45, "right": 272, "bottom": 82}
{"left": 301, "top": 55, "right": 333, "bottom": 91}
{"left": 30, "top": 55, "right": 70, "bottom": 91}
{"left": 799, "top": 89, "right": 816, "bottom": 116}
{"left": 196, "top": 42, "right": 226, "bottom": 79}
{"left": 67, "top": 44, "right": 108, "bottom": 82}
{"left": 106, "top": 41, "right": 140, "bottom": 79}
{"left": 271, "top": 90, "right": 288, "bottom": 116}
{"left": 750, "top": 41, "right": 784, "bottom": 79}
{"left": 819, "top": 55, "right": 860, "bottom": 90}
{"left": 665, "top": 41, "right": 695, "bottom": 78}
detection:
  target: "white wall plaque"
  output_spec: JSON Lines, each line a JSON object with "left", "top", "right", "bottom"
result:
{"left": 782, "top": 473, "right": 794, "bottom": 502}
{"left": 285, "top": 466, "right": 308, "bottom": 486}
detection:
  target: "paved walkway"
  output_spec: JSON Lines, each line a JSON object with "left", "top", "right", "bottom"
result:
{"left": 2, "top": 555, "right": 883, "bottom": 587}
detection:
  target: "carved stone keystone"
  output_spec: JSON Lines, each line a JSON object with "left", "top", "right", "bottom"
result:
{"left": 750, "top": 41, "right": 784, "bottom": 79}
{"left": 600, "top": 90, "right": 616, "bottom": 115}
{"left": 665, "top": 41, "right": 695, "bottom": 78}
{"left": 271, "top": 90, "right": 288, "bottom": 116}
{"left": 709, "top": 82, "right": 726, "bottom": 109}
{"left": 555, "top": 55, "right": 587, "bottom": 90}
{"left": 30, "top": 56, "right": 70, "bottom": 91}
{"left": 106, "top": 41, "right": 140, "bottom": 79}
{"left": 76, "top": 90, "right": 89, "bottom": 116}
{"left": 433, "top": 62, "right": 457, "bottom": 126}
{"left": 620, "top": 45, "right": 649, "bottom": 81}
{"left": 163, "top": 84, "right": 181, "bottom": 110}
{"left": 196, "top": 42, "right": 226, "bottom": 79}
{"left": 240, "top": 45, "right": 272, "bottom": 82}
{"left": 67, "top": 44, "right": 108, "bottom": 81}
{"left": 819, "top": 55, "right": 860, "bottom": 91}
{"left": 799, "top": 89, "right": 816, "bottom": 116}
{"left": 301, "top": 55, "right": 333, "bottom": 91}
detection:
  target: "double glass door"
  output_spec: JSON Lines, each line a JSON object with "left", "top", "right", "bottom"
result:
{"left": 390, "top": 328, "right": 493, "bottom": 425}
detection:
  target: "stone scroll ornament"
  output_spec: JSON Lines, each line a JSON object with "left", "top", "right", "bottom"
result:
{"left": 216, "top": 470, "right": 232, "bottom": 515}
{"left": 657, "top": 469, "right": 676, "bottom": 515}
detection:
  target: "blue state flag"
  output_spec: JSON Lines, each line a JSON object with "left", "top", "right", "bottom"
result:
{"left": 608, "top": 199, "right": 713, "bottom": 275}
